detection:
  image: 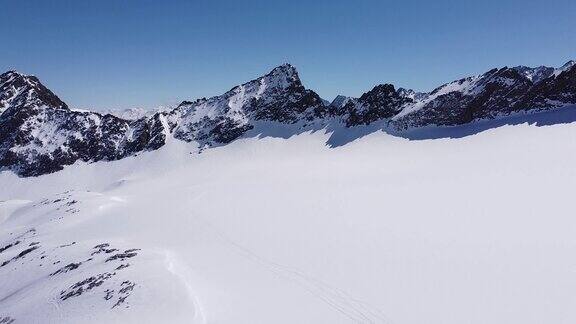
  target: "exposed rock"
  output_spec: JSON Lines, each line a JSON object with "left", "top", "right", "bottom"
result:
{"left": 342, "top": 84, "right": 412, "bottom": 126}
{"left": 0, "top": 240, "right": 21, "bottom": 254}
{"left": 106, "top": 249, "right": 139, "bottom": 262}
{"left": 60, "top": 272, "right": 115, "bottom": 301}
{"left": 0, "top": 246, "right": 39, "bottom": 267}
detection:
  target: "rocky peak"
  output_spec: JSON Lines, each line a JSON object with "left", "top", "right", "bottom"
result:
{"left": 0, "top": 70, "right": 68, "bottom": 116}
{"left": 397, "top": 87, "right": 415, "bottom": 98}
{"left": 397, "top": 88, "right": 428, "bottom": 101}
{"left": 512, "top": 65, "right": 554, "bottom": 84}
{"left": 562, "top": 60, "right": 575, "bottom": 67}
{"left": 343, "top": 84, "right": 413, "bottom": 126}
{"left": 330, "top": 95, "right": 352, "bottom": 110}
{"left": 0, "top": 70, "right": 170, "bottom": 176}
{"left": 362, "top": 84, "right": 396, "bottom": 98}
{"left": 269, "top": 63, "right": 299, "bottom": 78}
{"left": 169, "top": 64, "right": 328, "bottom": 144}
{"left": 519, "top": 60, "right": 576, "bottom": 109}
{"left": 261, "top": 63, "right": 302, "bottom": 91}
{"left": 554, "top": 60, "right": 576, "bottom": 77}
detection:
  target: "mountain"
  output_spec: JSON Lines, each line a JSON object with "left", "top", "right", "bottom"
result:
{"left": 329, "top": 95, "right": 353, "bottom": 110}
{"left": 0, "top": 65, "right": 328, "bottom": 176}
{"left": 393, "top": 61, "right": 576, "bottom": 128}
{"left": 0, "top": 71, "right": 169, "bottom": 176}
{"left": 340, "top": 84, "right": 413, "bottom": 126}
{"left": 554, "top": 60, "right": 576, "bottom": 77}
{"left": 165, "top": 64, "right": 329, "bottom": 144}
{"left": 396, "top": 88, "right": 428, "bottom": 101}
{"left": 512, "top": 65, "right": 554, "bottom": 83}
{"left": 0, "top": 70, "right": 69, "bottom": 115}
{"left": 1, "top": 61, "right": 576, "bottom": 176}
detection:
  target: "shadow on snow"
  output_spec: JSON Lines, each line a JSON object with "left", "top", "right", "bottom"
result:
{"left": 243, "top": 105, "right": 576, "bottom": 148}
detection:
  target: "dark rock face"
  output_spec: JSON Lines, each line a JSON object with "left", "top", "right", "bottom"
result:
{"left": 512, "top": 65, "right": 555, "bottom": 84}
{"left": 246, "top": 64, "right": 329, "bottom": 123}
{"left": 519, "top": 63, "right": 576, "bottom": 109}
{"left": 342, "top": 84, "right": 413, "bottom": 126}
{"left": 1, "top": 61, "right": 576, "bottom": 177}
{"left": 394, "top": 68, "right": 533, "bottom": 127}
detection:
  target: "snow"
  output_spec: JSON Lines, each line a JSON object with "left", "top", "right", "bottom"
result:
{"left": 171, "top": 64, "right": 303, "bottom": 140}
{"left": 394, "top": 76, "right": 480, "bottom": 118}
{"left": 554, "top": 60, "right": 576, "bottom": 78}
{"left": 512, "top": 65, "right": 554, "bottom": 83}
{"left": 394, "top": 60, "right": 574, "bottom": 120}
{"left": 2, "top": 119, "right": 576, "bottom": 323}
{"left": 0, "top": 72, "right": 30, "bottom": 115}
{"left": 101, "top": 108, "right": 154, "bottom": 120}
{"left": 10, "top": 108, "right": 71, "bottom": 156}
{"left": 330, "top": 95, "right": 353, "bottom": 109}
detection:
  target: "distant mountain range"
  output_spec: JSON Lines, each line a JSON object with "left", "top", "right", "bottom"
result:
{"left": 1, "top": 60, "right": 575, "bottom": 176}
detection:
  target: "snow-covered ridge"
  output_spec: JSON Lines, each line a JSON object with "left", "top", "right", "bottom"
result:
{"left": 1, "top": 60, "right": 576, "bottom": 176}
{"left": 512, "top": 65, "right": 555, "bottom": 83}
{"left": 554, "top": 60, "right": 576, "bottom": 77}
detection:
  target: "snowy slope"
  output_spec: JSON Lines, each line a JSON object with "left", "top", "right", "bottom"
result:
{"left": 2, "top": 116, "right": 576, "bottom": 323}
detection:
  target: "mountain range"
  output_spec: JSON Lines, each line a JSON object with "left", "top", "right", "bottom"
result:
{"left": 1, "top": 60, "right": 575, "bottom": 176}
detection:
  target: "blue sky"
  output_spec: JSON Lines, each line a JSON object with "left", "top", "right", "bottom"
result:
{"left": 1, "top": 0, "right": 575, "bottom": 110}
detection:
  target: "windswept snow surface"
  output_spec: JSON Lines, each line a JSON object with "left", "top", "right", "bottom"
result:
{"left": 1, "top": 121, "right": 576, "bottom": 323}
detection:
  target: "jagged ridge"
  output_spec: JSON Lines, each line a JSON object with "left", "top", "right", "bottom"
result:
{"left": 1, "top": 60, "right": 575, "bottom": 176}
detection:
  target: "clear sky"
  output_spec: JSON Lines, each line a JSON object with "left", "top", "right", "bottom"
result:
{"left": 1, "top": 0, "right": 575, "bottom": 110}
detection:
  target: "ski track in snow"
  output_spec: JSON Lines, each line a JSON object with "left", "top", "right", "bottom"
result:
{"left": 194, "top": 211, "right": 391, "bottom": 323}
{"left": 163, "top": 250, "right": 207, "bottom": 324}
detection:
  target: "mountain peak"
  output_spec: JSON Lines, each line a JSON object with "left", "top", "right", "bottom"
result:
{"left": 553, "top": 60, "right": 576, "bottom": 78}
{"left": 511, "top": 65, "right": 555, "bottom": 83}
{"left": 271, "top": 63, "right": 297, "bottom": 74}
{"left": 330, "top": 95, "right": 352, "bottom": 109}
{"left": 1, "top": 69, "right": 22, "bottom": 77}
{"left": 0, "top": 69, "right": 68, "bottom": 115}
{"left": 0, "top": 70, "right": 43, "bottom": 87}
{"left": 559, "top": 60, "right": 576, "bottom": 72}
{"left": 363, "top": 84, "right": 397, "bottom": 97}
{"left": 263, "top": 63, "right": 301, "bottom": 88}
{"left": 1, "top": 70, "right": 31, "bottom": 86}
